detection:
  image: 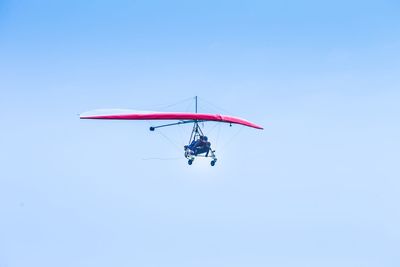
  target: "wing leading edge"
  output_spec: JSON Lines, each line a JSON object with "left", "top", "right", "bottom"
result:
{"left": 80, "top": 109, "right": 263, "bottom": 130}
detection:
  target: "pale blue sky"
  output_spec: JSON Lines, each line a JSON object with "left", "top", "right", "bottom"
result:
{"left": 1, "top": 1, "right": 400, "bottom": 266}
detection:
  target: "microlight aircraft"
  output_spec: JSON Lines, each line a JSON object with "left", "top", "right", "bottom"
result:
{"left": 80, "top": 97, "right": 263, "bottom": 166}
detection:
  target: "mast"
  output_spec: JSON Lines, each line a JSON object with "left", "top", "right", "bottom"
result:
{"left": 194, "top": 95, "right": 199, "bottom": 135}
{"left": 189, "top": 96, "right": 202, "bottom": 143}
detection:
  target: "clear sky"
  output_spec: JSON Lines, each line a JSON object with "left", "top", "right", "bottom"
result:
{"left": 1, "top": 0, "right": 400, "bottom": 266}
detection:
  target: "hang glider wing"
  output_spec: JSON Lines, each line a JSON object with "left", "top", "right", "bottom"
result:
{"left": 80, "top": 109, "right": 263, "bottom": 130}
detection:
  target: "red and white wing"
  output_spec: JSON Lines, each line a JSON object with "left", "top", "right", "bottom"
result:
{"left": 80, "top": 109, "right": 263, "bottom": 130}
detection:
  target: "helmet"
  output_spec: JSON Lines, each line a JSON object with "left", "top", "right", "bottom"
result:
{"left": 203, "top": 136, "right": 208, "bottom": 141}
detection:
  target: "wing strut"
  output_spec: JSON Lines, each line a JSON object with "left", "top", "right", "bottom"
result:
{"left": 149, "top": 120, "right": 201, "bottom": 131}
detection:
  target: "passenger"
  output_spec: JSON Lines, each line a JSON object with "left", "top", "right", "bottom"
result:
{"left": 187, "top": 136, "right": 211, "bottom": 156}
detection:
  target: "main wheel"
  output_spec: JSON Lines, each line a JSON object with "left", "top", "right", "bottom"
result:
{"left": 210, "top": 160, "right": 216, "bottom": 166}
{"left": 188, "top": 159, "right": 193, "bottom": 165}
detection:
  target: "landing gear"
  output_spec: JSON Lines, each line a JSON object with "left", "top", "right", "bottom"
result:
{"left": 184, "top": 118, "right": 218, "bottom": 167}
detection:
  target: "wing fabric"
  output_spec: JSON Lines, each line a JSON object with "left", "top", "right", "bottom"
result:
{"left": 80, "top": 109, "right": 263, "bottom": 130}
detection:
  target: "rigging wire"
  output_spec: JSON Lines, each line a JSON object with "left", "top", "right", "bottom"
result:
{"left": 217, "top": 125, "right": 244, "bottom": 152}
{"left": 141, "top": 157, "right": 182, "bottom": 161}
{"left": 197, "top": 96, "right": 234, "bottom": 115}
{"left": 176, "top": 121, "right": 188, "bottom": 147}
{"left": 156, "top": 128, "right": 183, "bottom": 153}
{"left": 185, "top": 100, "right": 194, "bottom": 113}
{"left": 214, "top": 122, "right": 222, "bottom": 152}
{"left": 156, "top": 97, "right": 194, "bottom": 111}
{"left": 203, "top": 120, "right": 221, "bottom": 135}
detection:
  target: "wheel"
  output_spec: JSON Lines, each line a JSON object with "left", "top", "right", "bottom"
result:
{"left": 188, "top": 160, "right": 193, "bottom": 165}
{"left": 210, "top": 160, "right": 216, "bottom": 166}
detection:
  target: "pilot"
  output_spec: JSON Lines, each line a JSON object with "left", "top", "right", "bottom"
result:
{"left": 185, "top": 139, "right": 196, "bottom": 153}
